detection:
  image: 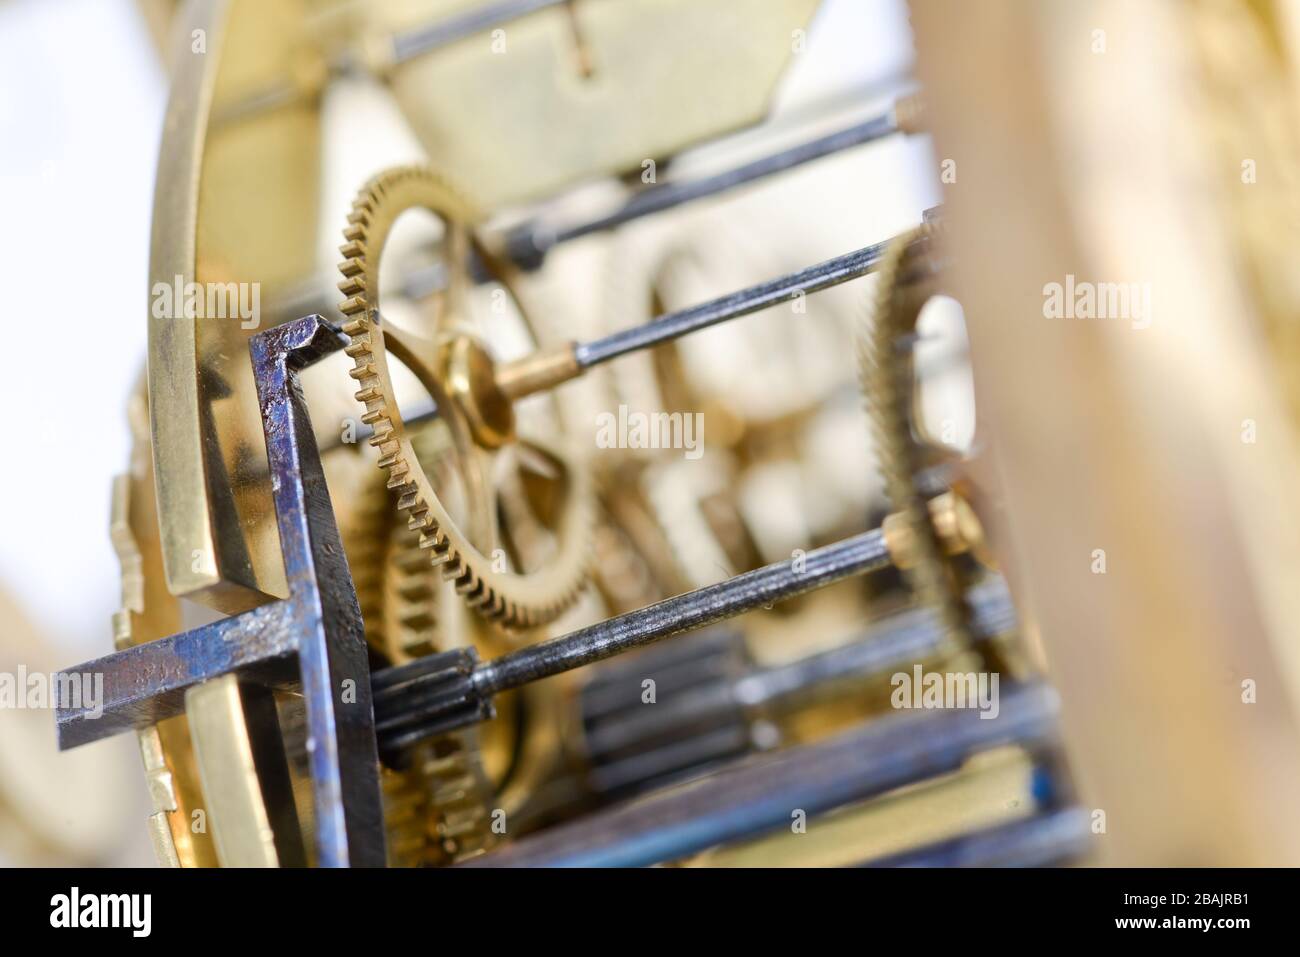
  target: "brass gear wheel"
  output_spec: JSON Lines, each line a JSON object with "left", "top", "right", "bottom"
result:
{"left": 382, "top": 732, "right": 497, "bottom": 866}
{"left": 374, "top": 522, "right": 498, "bottom": 865}
{"left": 328, "top": 431, "right": 497, "bottom": 864}
{"left": 856, "top": 223, "right": 973, "bottom": 652}
{"left": 337, "top": 165, "right": 591, "bottom": 630}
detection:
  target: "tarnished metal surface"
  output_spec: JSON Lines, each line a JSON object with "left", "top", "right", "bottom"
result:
{"left": 462, "top": 681, "right": 1061, "bottom": 867}
{"left": 58, "top": 315, "right": 385, "bottom": 866}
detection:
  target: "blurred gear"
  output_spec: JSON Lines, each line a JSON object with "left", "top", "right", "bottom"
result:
{"left": 382, "top": 732, "right": 496, "bottom": 866}
{"left": 857, "top": 224, "right": 973, "bottom": 652}
{"left": 327, "top": 429, "right": 498, "bottom": 863}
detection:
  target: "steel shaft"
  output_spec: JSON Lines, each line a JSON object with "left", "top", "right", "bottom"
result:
{"left": 373, "top": 529, "right": 893, "bottom": 751}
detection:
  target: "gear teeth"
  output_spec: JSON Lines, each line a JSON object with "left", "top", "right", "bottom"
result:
{"left": 419, "top": 740, "right": 495, "bottom": 862}
{"left": 424, "top": 754, "right": 460, "bottom": 775}
{"left": 339, "top": 406, "right": 494, "bottom": 868}
{"left": 340, "top": 295, "right": 368, "bottom": 316}
{"left": 857, "top": 224, "right": 972, "bottom": 650}
{"left": 420, "top": 540, "right": 451, "bottom": 563}
{"left": 338, "top": 275, "right": 366, "bottom": 297}
{"left": 461, "top": 585, "right": 488, "bottom": 607}
{"left": 433, "top": 778, "right": 472, "bottom": 806}
{"left": 338, "top": 164, "right": 593, "bottom": 631}
{"left": 381, "top": 765, "right": 430, "bottom": 867}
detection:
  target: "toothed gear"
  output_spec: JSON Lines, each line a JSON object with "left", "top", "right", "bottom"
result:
{"left": 327, "top": 447, "right": 392, "bottom": 655}
{"left": 331, "top": 427, "right": 450, "bottom": 662}
{"left": 381, "top": 762, "right": 432, "bottom": 867}
{"left": 381, "top": 520, "right": 442, "bottom": 660}
{"left": 377, "top": 426, "right": 459, "bottom": 662}
{"left": 856, "top": 223, "right": 972, "bottom": 650}
{"left": 376, "top": 475, "right": 498, "bottom": 864}
{"left": 419, "top": 733, "right": 497, "bottom": 863}
{"left": 375, "top": 527, "right": 498, "bottom": 866}
{"left": 381, "top": 731, "right": 496, "bottom": 866}
{"left": 337, "top": 165, "right": 591, "bottom": 630}
{"left": 329, "top": 424, "right": 497, "bottom": 862}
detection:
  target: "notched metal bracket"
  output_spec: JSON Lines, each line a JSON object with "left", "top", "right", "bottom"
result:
{"left": 55, "top": 315, "right": 385, "bottom": 867}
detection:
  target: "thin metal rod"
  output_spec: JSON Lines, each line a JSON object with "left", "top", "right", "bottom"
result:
{"left": 574, "top": 240, "right": 891, "bottom": 369}
{"left": 506, "top": 111, "right": 901, "bottom": 267}
{"left": 581, "top": 580, "right": 1017, "bottom": 777}
{"left": 372, "top": 529, "right": 894, "bottom": 751}
{"left": 392, "top": 0, "right": 568, "bottom": 64}
{"left": 475, "top": 529, "right": 891, "bottom": 696}
{"left": 495, "top": 230, "right": 926, "bottom": 401}
{"left": 215, "top": 1, "right": 568, "bottom": 128}
{"left": 737, "top": 578, "right": 1016, "bottom": 712}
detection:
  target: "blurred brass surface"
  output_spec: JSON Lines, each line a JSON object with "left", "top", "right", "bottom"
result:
{"left": 911, "top": 0, "right": 1300, "bottom": 864}
{"left": 186, "top": 676, "right": 285, "bottom": 867}
{"left": 683, "top": 747, "right": 1033, "bottom": 868}
{"left": 148, "top": 0, "right": 322, "bottom": 612}
{"left": 883, "top": 491, "right": 989, "bottom": 572}
{"left": 378, "top": 0, "right": 822, "bottom": 206}
{"left": 112, "top": 391, "right": 219, "bottom": 867}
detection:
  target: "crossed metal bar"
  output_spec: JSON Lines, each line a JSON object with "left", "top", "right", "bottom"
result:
{"left": 52, "top": 308, "right": 1068, "bottom": 870}
{"left": 55, "top": 315, "right": 386, "bottom": 867}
